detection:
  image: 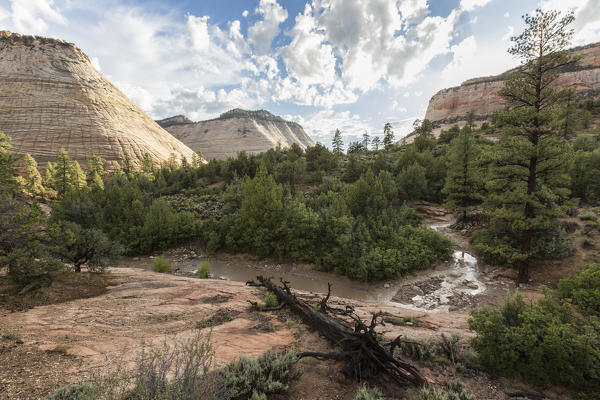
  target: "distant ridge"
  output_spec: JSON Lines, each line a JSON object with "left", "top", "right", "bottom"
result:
{"left": 157, "top": 109, "right": 315, "bottom": 160}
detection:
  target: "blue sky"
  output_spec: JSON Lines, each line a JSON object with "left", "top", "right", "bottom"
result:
{"left": 0, "top": 1, "right": 599, "bottom": 145}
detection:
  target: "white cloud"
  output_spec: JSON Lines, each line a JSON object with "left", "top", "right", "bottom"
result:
{"left": 187, "top": 15, "right": 210, "bottom": 52}
{"left": 91, "top": 56, "right": 101, "bottom": 72}
{"left": 504, "top": 12, "right": 510, "bottom": 18}
{"left": 502, "top": 25, "right": 514, "bottom": 41}
{"left": 10, "top": 0, "right": 66, "bottom": 34}
{"left": 391, "top": 100, "right": 407, "bottom": 113}
{"left": 280, "top": 4, "right": 336, "bottom": 86}
{"left": 286, "top": 109, "right": 375, "bottom": 144}
{"left": 540, "top": 0, "right": 600, "bottom": 45}
{"left": 242, "top": 10, "right": 249, "bottom": 18}
{"left": 460, "top": 0, "right": 493, "bottom": 12}
{"left": 247, "top": 0, "right": 287, "bottom": 53}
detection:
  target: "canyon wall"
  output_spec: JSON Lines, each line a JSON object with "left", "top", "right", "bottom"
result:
{"left": 423, "top": 42, "right": 600, "bottom": 135}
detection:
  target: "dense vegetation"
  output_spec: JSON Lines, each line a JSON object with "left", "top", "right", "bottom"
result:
{"left": 469, "top": 266, "right": 600, "bottom": 389}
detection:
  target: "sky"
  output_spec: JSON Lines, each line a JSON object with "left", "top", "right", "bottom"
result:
{"left": 0, "top": 1, "right": 599, "bottom": 145}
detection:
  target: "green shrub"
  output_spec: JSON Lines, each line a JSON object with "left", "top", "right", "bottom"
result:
{"left": 557, "top": 264, "right": 600, "bottom": 316}
{"left": 264, "top": 291, "right": 278, "bottom": 308}
{"left": 469, "top": 293, "right": 600, "bottom": 387}
{"left": 411, "top": 380, "right": 475, "bottom": 400}
{"left": 395, "top": 333, "right": 463, "bottom": 365}
{"left": 48, "top": 383, "right": 97, "bottom": 400}
{"left": 220, "top": 350, "right": 301, "bottom": 399}
{"left": 197, "top": 261, "right": 211, "bottom": 279}
{"left": 128, "top": 333, "right": 227, "bottom": 400}
{"left": 152, "top": 256, "right": 171, "bottom": 273}
{"left": 354, "top": 384, "right": 383, "bottom": 400}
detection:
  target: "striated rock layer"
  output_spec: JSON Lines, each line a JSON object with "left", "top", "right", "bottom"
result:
{"left": 424, "top": 42, "right": 600, "bottom": 135}
{"left": 158, "top": 109, "right": 315, "bottom": 160}
{"left": 0, "top": 31, "right": 196, "bottom": 166}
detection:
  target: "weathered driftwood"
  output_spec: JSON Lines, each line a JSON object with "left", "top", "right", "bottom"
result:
{"left": 247, "top": 276, "right": 424, "bottom": 387}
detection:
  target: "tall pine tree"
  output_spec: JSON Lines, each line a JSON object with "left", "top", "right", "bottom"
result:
{"left": 485, "top": 9, "right": 577, "bottom": 284}
{"left": 383, "top": 123, "right": 394, "bottom": 149}
{"left": 332, "top": 129, "right": 344, "bottom": 154}
{"left": 442, "top": 126, "right": 483, "bottom": 221}
{"left": 21, "top": 154, "right": 44, "bottom": 195}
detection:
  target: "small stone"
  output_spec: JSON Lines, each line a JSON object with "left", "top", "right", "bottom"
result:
{"left": 383, "top": 283, "right": 390, "bottom": 288}
{"left": 133, "top": 257, "right": 139, "bottom": 261}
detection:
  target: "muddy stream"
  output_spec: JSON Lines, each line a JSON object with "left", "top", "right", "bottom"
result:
{"left": 164, "top": 222, "right": 491, "bottom": 313}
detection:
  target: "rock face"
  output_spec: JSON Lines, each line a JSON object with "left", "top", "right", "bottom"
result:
{"left": 0, "top": 31, "right": 196, "bottom": 166}
{"left": 424, "top": 42, "right": 600, "bottom": 135}
{"left": 158, "top": 109, "right": 315, "bottom": 160}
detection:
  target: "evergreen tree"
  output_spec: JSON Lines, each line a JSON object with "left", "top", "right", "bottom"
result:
{"left": 442, "top": 126, "right": 483, "bottom": 221}
{"left": 71, "top": 161, "right": 87, "bottom": 192}
{"left": 371, "top": 136, "right": 381, "bottom": 151}
{"left": 90, "top": 171, "right": 104, "bottom": 191}
{"left": 0, "top": 131, "right": 18, "bottom": 194}
{"left": 383, "top": 123, "right": 394, "bottom": 149}
{"left": 140, "top": 153, "right": 154, "bottom": 176}
{"left": 332, "top": 129, "right": 344, "bottom": 154}
{"left": 362, "top": 131, "right": 370, "bottom": 149}
{"left": 43, "top": 162, "right": 55, "bottom": 191}
{"left": 192, "top": 151, "right": 204, "bottom": 168}
{"left": 54, "top": 148, "right": 74, "bottom": 197}
{"left": 86, "top": 155, "right": 106, "bottom": 183}
{"left": 485, "top": 9, "right": 577, "bottom": 284}
{"left": 560, "top": 89, "right": 578, "bottom": 139}
{"left": 121, "top": 151, "right": 134, "bottom": 178}
{"left": 21, "top": 154, "right": 44, "bottom": 195}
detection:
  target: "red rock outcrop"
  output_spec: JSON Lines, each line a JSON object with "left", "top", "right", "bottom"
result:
{"left": 424, "top": 42, "right": 600, "bottom": 135}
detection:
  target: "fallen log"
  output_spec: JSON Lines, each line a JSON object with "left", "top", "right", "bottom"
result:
{"left": 251, "top": 275, "right": 424, "bottom": 387}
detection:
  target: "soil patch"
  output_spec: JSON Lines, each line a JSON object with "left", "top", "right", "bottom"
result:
{"left": 0, "top": 272, "right": 111, "bottom": 312}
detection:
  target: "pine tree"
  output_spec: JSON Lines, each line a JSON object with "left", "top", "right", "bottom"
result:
{"left": 122, "top": 151, "right": 134, "bottom": 178}
{"left": 141, "top": 153, "right": 154, "bottom": 176}
{"left": 86, "top": 155, "right": 106, "bottom": 183}
{"left": 383, "top": 123, "right": 394, "bottom": 149}
{"left": 0, "top": 131, "right": 18, "bottom": 194}
{"left": 21, "top": 154, "right": 44, "bottom": 195}
{"left": 43, "top": 162, "right": 55, "bottom": 191}
{"left": 90, "top": 171, "right": 104, "bottom": 191}
{"left": 362, "top": 131, "right": 370, "bottom": 149}
{"left": 71, "top": 161, "right": 87, "bottom": 192}
{"left": 372, "top": 136, "right": 381, "bottom": 151}
{"left": 442, "top": 126, "right": 483, "bottom": 221}
{"left": 560, "top": 89, "right": 578, "bottom": 139}
{"left": 192, "top": 151, "right": 204, "bottom": 168}
{"left": 54, "top": 148, "right": 73, "bottom": 197}
{"left": 332, "top": 129, "right": 344, "bottom": 154}
{"left": 485, "top": 9, "right": 577, "bottom": 284}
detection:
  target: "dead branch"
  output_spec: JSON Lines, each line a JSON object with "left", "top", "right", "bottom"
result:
{"left": 254, "top": 275, "right": 424, "bottom": 387}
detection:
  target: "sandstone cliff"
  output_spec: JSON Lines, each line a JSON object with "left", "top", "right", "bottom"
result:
{"left": 423, "top": 42, "right": 600, "bottom": 135}
{"left": 0, "top": 31, "right": 196, "bottom": 166}
{"left": 157, "top": 109, "right": 315, "bottom": 160}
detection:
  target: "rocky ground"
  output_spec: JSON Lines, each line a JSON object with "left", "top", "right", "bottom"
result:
{"left": 0, "top": 204, "right": 588, "bottom": 399}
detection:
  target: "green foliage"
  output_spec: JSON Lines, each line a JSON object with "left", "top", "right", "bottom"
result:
{"left": 197, "top": 261, "right": 211, "bottom": 279}
{"left": 48, "top": 383, "right": 98, "bottom": 400}
{"left": 152, "top": 256, "right": 172, "bottom": 273}
{"left": 411, "top": 381, "right": 475, "bottom": 400}
{"left": 469, "top": 293, "right": 600, "bottom": 387}
{"left": 0, "top": 131, "right": 19, "bottom": 194}
{"left": 128, "top": 333, "right": 226, "bottom": 400}
{"left": 383, "top": 122, "right": 394, "bottom": 149}
{"left": 20, "top": 154, "right": 44, "bottom": 195}
{"left": 353, "top": 385, "right": 383, "bottom": 400}
{"left": 481, "top": 9, "right": 578, "bottom": 281}
{"left": 50, "top": 221, "right": 122, "bottom": 272}
{"left": 264, "top": 291, "right": 278, "bottom": 308}
{"left": 332, "top": 129, "right": 344, "bottom": 154}
{"left": 220, "top": 350, "right": 301, "bottom": 399}
{"left": 557, "top": 264, "right": 600, "bottom": 316}
{"left": 442, "top": 126, "right": 483, "bottom": 220}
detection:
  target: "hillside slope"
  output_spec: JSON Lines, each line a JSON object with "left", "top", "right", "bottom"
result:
{"left": 0, "top": 31, "right": 196, "bottom": 166}
{"left": 158, "top": 109, "right": 315, "bottom": 160}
